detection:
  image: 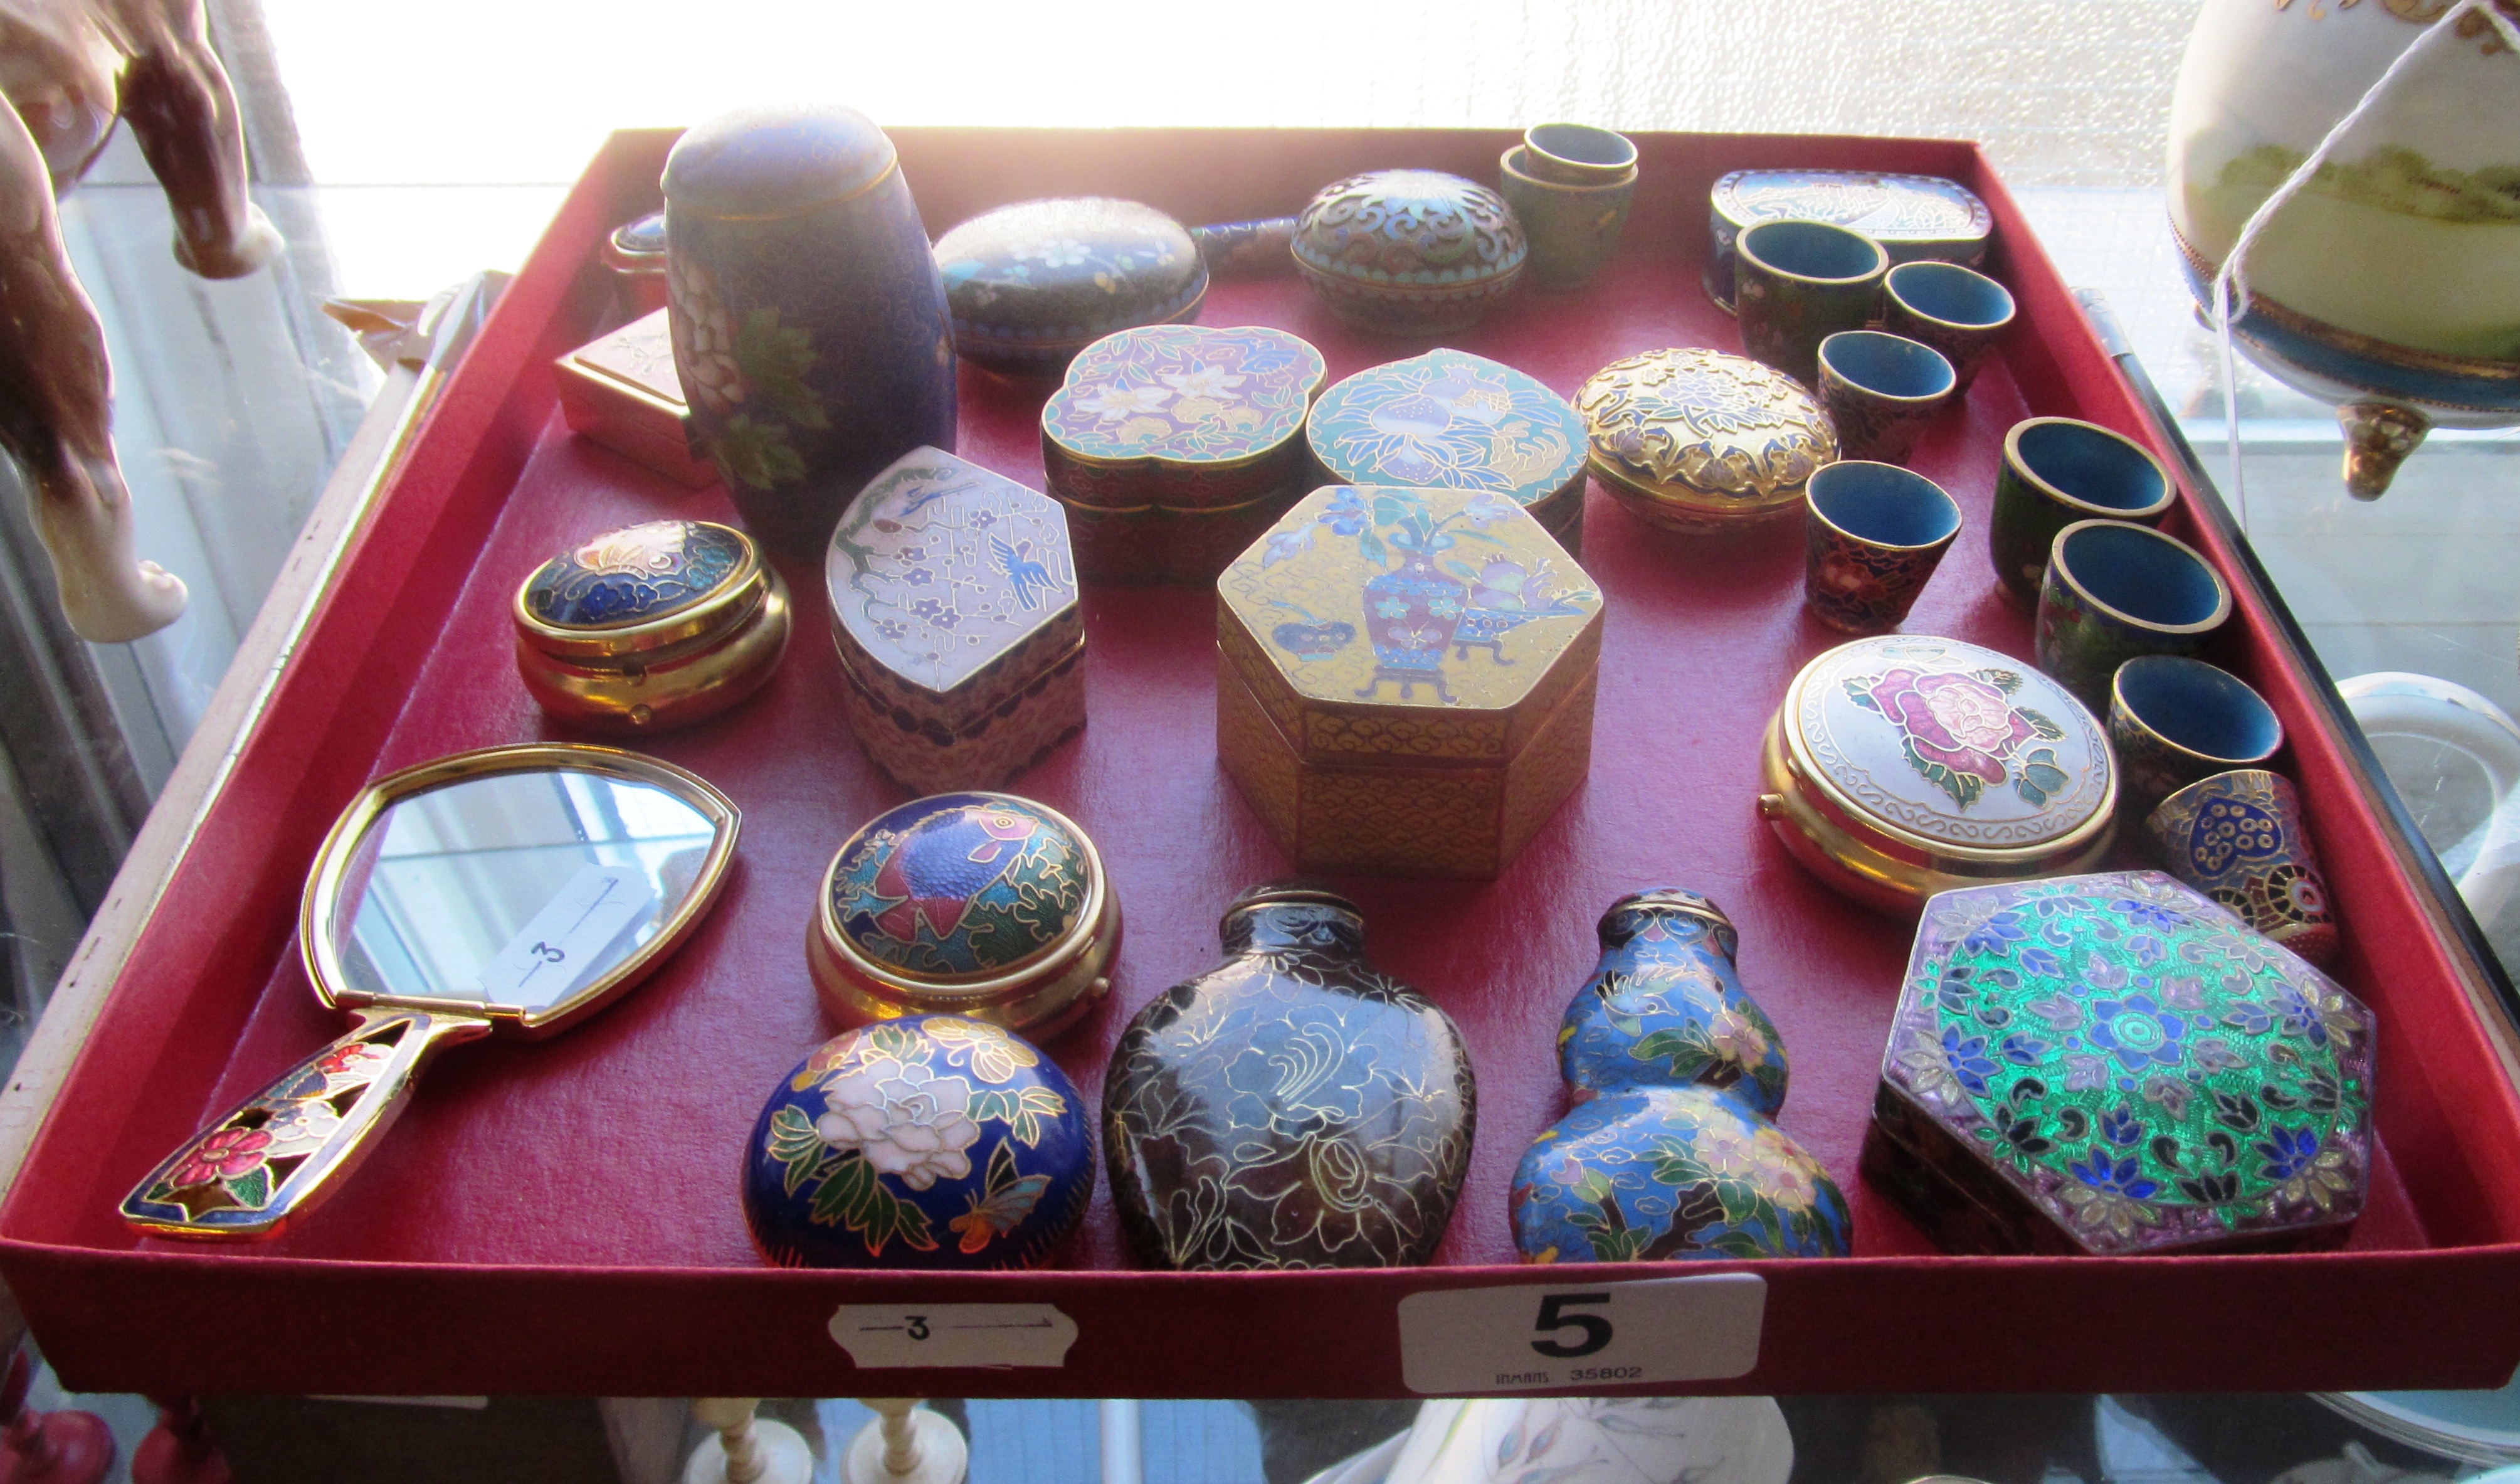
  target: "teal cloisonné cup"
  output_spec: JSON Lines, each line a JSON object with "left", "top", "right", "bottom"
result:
{"left": 1520, "top": 122, "right": 1639, "bottom": 186}
{"left": 2035, "top": 519, "right": 2233, "bottom": 711}
{"left": 1497, "top": 146, "right": 1635, "bottom": 290}
{"left": 2109, "top": 654, "right": 2286, "bottom": 816}
{"left": 1816, "top": 330, "right": 1956, "bottom": 465}
{"left": 2144, "top": 768, "right": 2341, "bottom": 966}
{"left": 1801, "top": 460, "right": 1962, "bottom": 635}
{"left": 1884, "top": 260, "right": 2016, "bottom": 394}
{"left": 1734, "top": 219, "right": 1890, "bottom": 386}
{"left": 1988, "top": 416, "right": 2176, "bottom": 608}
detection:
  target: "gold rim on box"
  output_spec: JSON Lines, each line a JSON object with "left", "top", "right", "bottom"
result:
{"left": 1588, "top": 457, "right": 1810, "bottom": 525}
{"left": 513, "top": 521, "right": 770, "bottom": 661}
{"left": 518, "top": 571, "right": 789, "bottom": 733}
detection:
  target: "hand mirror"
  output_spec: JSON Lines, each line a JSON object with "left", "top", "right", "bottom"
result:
{"left": 122, "top": 743, "right": 740, "bottom": 1239}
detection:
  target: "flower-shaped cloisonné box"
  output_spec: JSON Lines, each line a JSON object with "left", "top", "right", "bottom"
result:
{"left": 1291, "top": 169, "right": 1527, "bottom": 335}
{"left": 826, "top": 447, "right": 1084, "bottom": 795}
{"left": 1042, "top": 324, "right": 1328, "bottom": 585}
{"left": 1576, "top": 348, "right": 1838, "bottom": 533}
{"left": 743, "top": 1014, "right": 1094, "bottom": 1269}
{"left": 1863, "top": 871, "right": 2375, "bottom": 1256}
{"left": 934, "top": 198, "right": 1207, "bottom": 377}
{"left": 1759, "top": 635, "right": 2117, "bottom": 914}
{"left": 1305, "top": 349, "right": 1590, "bottom": 555}
{"left": 1216, "top": 485, "right": 1603, "bottom": 878}
{"left": 1703, "top": 168, "right": 1992, "bottom": 313}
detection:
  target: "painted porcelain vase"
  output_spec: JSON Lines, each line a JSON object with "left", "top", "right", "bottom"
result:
{"left": 2166, "top": 0, "right": 2520, "bottom": 496}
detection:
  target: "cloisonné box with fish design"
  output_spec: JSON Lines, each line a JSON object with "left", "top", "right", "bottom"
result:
{"left": 1305, "top": 349, "right": 1589, "bottom": 556}
{"left": 1216, "top": 485, "right": 1603, "bottom": 878}
{"left": 934, "top": 198, "right": 1206, "bottom": 377}
{"left": 1041, "top": 324, "right": 1327, "bottom": 585}
{"left": 826, "top": 447, "right": 1085, "bottom": 796}
{"left": 1862, "top": 871, "right": 2375, "bottom": 1256}
{"left": 554, "top": 309, "right": 717, "bottom": 489}
{"left": 1704, "top": 168, "right": 1992, "bottom": 312}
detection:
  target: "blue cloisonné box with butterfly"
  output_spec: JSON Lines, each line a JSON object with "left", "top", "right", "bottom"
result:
{"left": 744, "top": 1015, "right": 1094, "bottom": 1269}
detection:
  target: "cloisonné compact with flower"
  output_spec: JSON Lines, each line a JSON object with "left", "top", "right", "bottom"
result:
{"left": 1758, "top": 635, "right": 2116, "bottom": 913}
{"left": 933, "top": 198, "right": 1207, "bottom": 376}
{"left": 1575, "top": 347, "right": 1838, "bottom": 533}
{"left": 744, "top": 1014, "right": 1093, "bottom": 1269}
{"left": 1863, "top": 871, "right": 2374, "bottom": 1255}
{"left": 810, "top": 791, "right": 1120, "bottom": 1039}
{"left": 513, "top": 519, "right": 791, "bottom": 733}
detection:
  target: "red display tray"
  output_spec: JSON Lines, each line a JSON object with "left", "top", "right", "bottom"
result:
{"left": 9, "top": 127, "right": 2520, "bottom": 1399}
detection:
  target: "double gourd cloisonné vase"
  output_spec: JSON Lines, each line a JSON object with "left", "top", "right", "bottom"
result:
{"left": 1102, "top": 884, "right": 1477, "bottom": 1269}
{"left": 663, "top": 104, "right": 957, "bottom": 559}
{"left": 1511, "top": 889, "right": 1852, "bottom": 1263}
{"left": 1865, "top": 871, "right": 2375, "bottom": 1255}
{"left": 744, "top": 1014, "right": 1094, "bottom": 1269}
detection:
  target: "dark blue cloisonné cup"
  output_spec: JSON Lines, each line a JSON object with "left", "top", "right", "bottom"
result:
{"left": 1816, "top": 330, "right": 1956, "bottom": 465}
{"left": 1802, "top": 460, "right": 1963, "bottom": 635}
{"left": 2109, "top": 654, "right": 2285, "bottom": 815}
{"left": 1988, "top": 416, "right": 2176, "bottom": 608}
{"left": 1734, "top": 218, "right": 1889, "bottom": 386}
{"left": 1884, "top": 260, "right": 2016, "bottom": 393}
{"left": 2034, "top": 517, "right": 2231, "bottom": 710}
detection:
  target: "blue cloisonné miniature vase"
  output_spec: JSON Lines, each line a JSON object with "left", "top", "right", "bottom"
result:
{"left": 1511, "top": 889, "right": 1852, "bottom": 1263}
{"left": 744, "top": 1014, "right": 1093, "bottom": 1269}
{"left": 664, "top": 104, "right": 957, "bottom": 559}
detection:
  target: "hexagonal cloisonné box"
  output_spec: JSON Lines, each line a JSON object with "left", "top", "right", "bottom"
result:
{"left": 1863, "top": 870, "right": 2376, "bottom": 1256}
{"left": 934, "top": 198, "right": 1206, "bottom": 377}
{"left": 744, "top": 1014, "right": 1094, "bottom": 1269}
{"left": 1576, "top": 347, "right": 1839, "bottom": 533}
{"left": 1291, "top": 169, "right": 1527, "bottom": 335}
{"left": 826, "top": 447, "right": 1085, "bottom": 795}
{"left": 1042, "top": 324, "right": 1329, "bottom": 585}
{"left": 1305, "top": 349, "right": 1590, "bottom": 556}
{"left": 1216, "top": 485, "right": 1603, "bottom": 878}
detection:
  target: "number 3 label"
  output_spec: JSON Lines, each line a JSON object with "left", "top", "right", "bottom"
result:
{"left": 1396, "top": 1274, "right": 1766, "bottom": 1394}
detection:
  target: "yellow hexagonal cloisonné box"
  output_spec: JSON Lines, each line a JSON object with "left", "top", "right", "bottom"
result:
{"left": 1216, "top": 485, "right": 1605, "bottom": 877}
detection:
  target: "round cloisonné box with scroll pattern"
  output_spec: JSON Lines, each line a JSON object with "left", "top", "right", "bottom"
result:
{"left": 1291, "top": 169, "right": 1526, "bottom": 335}
{"left": 1862, "top": 870, "right": 2374, "bottom": 1256}
{"left": 1758, "top": 635, "right": 2117, "bottom": 914}
{"left": 512, "top": 518, "right": 791, "bottom": 734}
{"left": 1576, "top": 347, "right": 1838, "bottom": 533}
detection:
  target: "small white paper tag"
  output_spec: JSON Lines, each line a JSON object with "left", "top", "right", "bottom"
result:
{"left": 475, "top": 864, "right": 654, "bottom": 1008}
{"left": 1397, "top": 1273, "right": 1766, "bottom": 1394}
{"left": 828, "top": 1303, "right": 1078, "bottom": 1370}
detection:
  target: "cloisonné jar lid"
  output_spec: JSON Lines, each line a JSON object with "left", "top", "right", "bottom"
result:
{"left": 1704, "top": 169, "right": 1992, "bottom": 312}
{"left": 1041, "top": 323, "right": 1327, "bottom": 501}
{"left": 935, "top": 198, "right": 1206, "bottom": 375}
{"left": 1305, "top": 349, "right": 1587, "bottom": 538}
{"left": 809, "top": 791, "right": 1120, "bottom": 1039}
{"left": 603, "top": 210, "right": 668, "bottom": 273}
{"left": 1872, "top": 871, "right": 2374, "bottom": 1254}
{"left": 743, "top": 1014, "right": 1094, "bottom": 1268}
{"left": 1291, "top": 170, "right": 1527, "bottom": 334}
{"left": 662, "top": 103, "right": 898, "bottom": 218}
{"left": 1576, "top": 347, "right": 1838, "bottom": 531}
{"left": 1758, "top": 635, "right": 2116, "bottom": 914}
{"left": 512, "top": 519, "right": 791, "bottom": 733}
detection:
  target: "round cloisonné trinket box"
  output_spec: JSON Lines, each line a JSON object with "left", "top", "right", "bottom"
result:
{"left": 1576, "top": 347, "right": 1839, "bottom": 533}
{"left": 744, "top": 1014, "right": 1094, "bottom": 1269}
{"left": 512, "top": 519, "right": 791, "bottom": 733}
{"left": 1703, "top": 168, "right": 1992, "bottom": 313}
{"left": 1291, "top": 170, "right": 1527, "bottom": 336}
{"left": 810, "top": 792, "right": 1119, "bottom": 1039}
{"left": 1864, "top": 870, "right": 2375, "bottom": 1256}
{"left": 1305, "top": 349, "right": 1590, "bottom": 554}
{"left": 1758, "top": 635, "right": 2117, "bottom": 914}
{"left": 934, "top": 198, "right": 1207, "bottom": 377}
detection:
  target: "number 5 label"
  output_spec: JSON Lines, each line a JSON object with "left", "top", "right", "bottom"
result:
{"left": 1396, "top": 1274, "right": 1766, "bottom": 1394}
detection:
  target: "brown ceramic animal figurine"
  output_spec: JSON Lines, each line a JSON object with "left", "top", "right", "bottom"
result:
{"left": 0, "top": 0, "right": 280, "bottom": 640}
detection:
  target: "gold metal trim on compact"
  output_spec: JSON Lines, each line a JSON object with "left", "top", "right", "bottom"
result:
{"left": 512, "top": 521, "right": 768, "bottom": 661}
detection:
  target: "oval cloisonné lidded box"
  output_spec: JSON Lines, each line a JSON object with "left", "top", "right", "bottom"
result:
{"left": 1759, "top": 635, "right": 2117, "bottom": 913}
{"left": 744, "top": 1014, "right": 1094, "bottom": 1269}
{"left": 1862, "top": 870, "right": 2375, "bottom": 1255}
{"left": 934, "top": 198, "right": 1206, "bottom": 376}
{"left": 1576, "top": 347, "right": 1838, "bottom": 533}
{"left": 1291, "top": 169, "right": 1527, "bottom": 334}
{"left": 1305, "top": 348, "right": 1590, "bottom": 553}
{"left": 809, "top": 791, "right": 1120, "bottom": 1040}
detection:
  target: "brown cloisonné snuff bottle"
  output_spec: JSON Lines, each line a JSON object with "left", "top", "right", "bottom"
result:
{"left": 1102, "top": 884, "right": 1476, "bottom": 1269}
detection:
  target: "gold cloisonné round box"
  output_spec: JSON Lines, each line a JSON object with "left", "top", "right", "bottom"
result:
{"left": 512, "top": 519, "right": 791, "bottom": 733}
{"left": 1576, "top": 347, "right": 1838, "bottom": 533}
{"left": 1758, "top": 635, "right": 2117, "bottom": 913}
{"left": 1216, "top": 485, "right": 1603, "bottom": 878}
{"left": 826, "top": 447, "right": 1085, "bottom": 795}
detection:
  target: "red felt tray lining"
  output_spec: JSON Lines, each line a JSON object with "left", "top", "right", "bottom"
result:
{"left": 8, "top": 127, "right": 2520, "bottom": 1398}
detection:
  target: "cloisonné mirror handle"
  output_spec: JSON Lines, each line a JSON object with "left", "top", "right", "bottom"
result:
{"left": 121, "top": 1008, "right": 492, "bottom": 1240}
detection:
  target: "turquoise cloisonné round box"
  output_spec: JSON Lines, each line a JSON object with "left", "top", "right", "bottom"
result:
{"left": 743, "top": 1014, "right": 1094, "bottom": 1269}
{"left": 1305, "top": 349, "right": 1589, "bottom": 553}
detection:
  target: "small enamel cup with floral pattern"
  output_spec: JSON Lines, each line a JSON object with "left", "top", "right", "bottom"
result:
{"left": 1802, "top": 461, "right": 1963, "bottom": 635}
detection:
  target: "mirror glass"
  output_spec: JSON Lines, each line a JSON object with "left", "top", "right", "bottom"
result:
{"left": 325, "top": 768, "right": 720, "bottom": 1012}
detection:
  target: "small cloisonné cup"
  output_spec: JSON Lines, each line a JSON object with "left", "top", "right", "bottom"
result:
{"left": 2109, "top": 655, "right": 2286, "bottom": 816}
{"left": 1520, "top": 122, "right": 1638, "bottom": 186}
{"left": 1801, "top": 460, "right": 1963, "bottom": 634}
{"left": 1989, "top": 416, "right": 2176, "bottom": 608}
{"left": 2144, "top": 768, "right": 2341, "bottom": 966}
{"left": 1884, "top": 260, "right": 2015, "bottom": 394}
{"left": 2035, "top": 519, "right": 2233, "bottom": 711}
{"left": 1734, "top": 220, "right": 1889, "bottom": 386}
{"left": 1816, "top": 330, "right": 1956, "bottom": 465}
{"left": 1497, "top": 146, "right": 1636, "bottom": 290}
